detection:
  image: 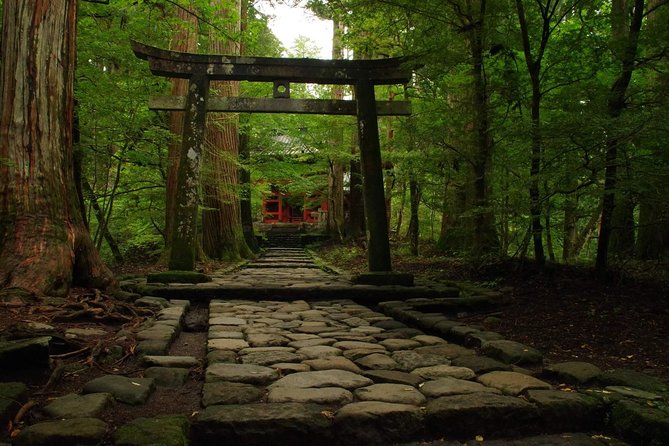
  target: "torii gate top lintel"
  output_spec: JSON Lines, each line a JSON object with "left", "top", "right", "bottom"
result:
{"left": 131, "top": 40, "right": 412, "bottom": 85}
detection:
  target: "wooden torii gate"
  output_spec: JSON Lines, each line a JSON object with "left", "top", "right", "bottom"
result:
{"left": 132, "top": 41, "right": 413, "bottom": 280}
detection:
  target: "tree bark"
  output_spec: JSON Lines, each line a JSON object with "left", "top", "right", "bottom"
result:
{"left": 468, "top": 0, "right": 499, "bottom": 256}
{"left": 407, "top": 179, "right": 421, "bottom": 256}
{"left": 202, "top": 0, "right": 252, "bottom": 261}
{"left": 0, "top": 0, "right": 115, "bottom": 295}
{"left": 596, "top": 0, "right": 645, "bottom": 278}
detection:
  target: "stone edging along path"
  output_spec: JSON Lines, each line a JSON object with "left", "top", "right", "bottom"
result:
{"left": 1, "top": 249, "right": 668, "bottom": 445}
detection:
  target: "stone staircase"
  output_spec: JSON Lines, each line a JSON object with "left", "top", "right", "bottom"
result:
{"left": 265, "top": 225, "right": 304, "bottom": 248}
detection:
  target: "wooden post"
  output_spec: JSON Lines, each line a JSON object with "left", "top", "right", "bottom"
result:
{"left": 168, "top": 73, "right": 209, "bottom": 270}
{"left": 355, "top": 79, "right": 392, "bottom": 271}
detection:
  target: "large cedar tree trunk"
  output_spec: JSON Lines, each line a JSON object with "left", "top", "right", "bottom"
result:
{"left": 0, "top": 1, "right": 115, "bottom": 296}
{"left": 202, "top": 0, "right": 252, "bottom": 260}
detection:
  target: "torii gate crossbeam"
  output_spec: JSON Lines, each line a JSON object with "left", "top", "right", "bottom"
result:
{"left": 132, "top": 41, "right": 413, "bottom": 278}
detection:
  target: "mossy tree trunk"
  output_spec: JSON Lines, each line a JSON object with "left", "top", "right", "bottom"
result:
{"left": 0, "top": 0, "right": 115, "bottom": 296}
{"left": 202, "top": 0, "right": 252, "bottom": 260}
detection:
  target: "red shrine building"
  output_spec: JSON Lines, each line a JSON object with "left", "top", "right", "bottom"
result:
{"left": 261, "top": 188, "right": 328, "bottom": 224}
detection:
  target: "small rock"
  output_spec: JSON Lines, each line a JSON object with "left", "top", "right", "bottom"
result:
{"left": 271, "top": 363, "right": 312, "bottom": 374}
{"left": 14, "top": 418, "right": 107, "bottom": 446}
{"left": 144, "top": 367, "right": 189, "bottom": 387}
{"left": 202, "top": 382, "right": 264, "bottom": 406}
{"left": 611, "top": 399, "right": 669, "bottom": 446}
{"left": 477, "top": 371, "right": 551, "bottom": 396}
{"left": 355, "top": 353, "right": 398, "bottom": 370}
{"left": 43, "top": 393, "right": 112, "bottom": 419}
{"left": 143, "top": 355, "right": 200, "bottom": 368}
{"left": 0, "top": 336, "right": 51, "bottom": 368}
{"left": 543, "top": 361, "right": 602, "bottom": 384}
{"left": 114, "top": 415, "right": 190, "bottom": 446}
{"left": 83, "top": 375, "right": 155, "bottom": 405}
{"left": 207, "top": 338, "right": 250, "bottom": 351}
{"left": 391, "top": 350, "right": 451, "bottom": 372}
{"left": 240, "top": 351, "right": 304, "bottom": 366}
{"left": 0, "top": 382, "right": 28, "bottom": 424}
{"left": 297, "top": 345, "right": 342, "bottom": 359}
{"left": 451, "top": 355, "right": 511, "bottom": 374}
{"left": 481, "top": 340, "right": 543, "bottom": 365}
{"left": 267, "top": 387, "right": 353, "bottom": 404}
{"left": 598, "top": 369, "right": 667, "bottom": 393}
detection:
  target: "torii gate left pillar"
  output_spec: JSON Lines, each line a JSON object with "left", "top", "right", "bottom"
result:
{"left": 133, "top": 41, "right": 413, "bottom": 283}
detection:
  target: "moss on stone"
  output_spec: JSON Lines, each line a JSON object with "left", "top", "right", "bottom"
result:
{"left": 113, "top": 415, "right": 190, "bottom": 446}
{"left": 146, "top": 271, "right": 211, "bottom": 284}
{"left": 611, "top": 400, "right": 669, "bottom": 446}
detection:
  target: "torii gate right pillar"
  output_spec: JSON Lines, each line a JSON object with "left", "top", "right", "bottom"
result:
{"left": 355, "top": 79, "right": 391, "bottom": 272}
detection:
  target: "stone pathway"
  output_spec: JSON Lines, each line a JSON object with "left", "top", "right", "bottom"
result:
{"left": 1, "top": 249, "right": 668, "bottom": 445}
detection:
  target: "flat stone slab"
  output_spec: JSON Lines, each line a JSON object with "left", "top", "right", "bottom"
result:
{"left": 206, "top": 363, "right": 278, "bottom": 384}
{"left": 419, "top": 377, "right": 501, "bottom": 398}
{"left": 209, "top": 316, "right": 247, "bottom": 326}
{"left": 65, "top": 327, "right": 107, "bottom": 338}
{"left": 143, "top": 355, "right": 200, "bottom": 368}
{"left": 202, "top": 382, "right": 265, "bottom": 406}
{"left": 246, "top": 333, "right": 290, "bottom": 347}
{"left": 270, "top": 370, "right": 373, "bottom": 390}
{"left": 240, "top": 351, "right": 304, "bottom": 366}
{"left": 543, "top": 361, "right": 602, "bottom": 384}
{"left": 526, "top": 389, "right": 604, "bottom": 431}
{"left": 605, "top": 386, "right": 663, "bottom": 400}
{"left": 451, "top": 355, "right": 512, "bottom": 374}
{"left": 113, "top": 415, "right": 190, "bottom": 446}
{"left": 425, "top": 392, "right": 539, "bottom": 438}
{"left": 611, "top": 399, "right": 669, "bottom": 446}
{"left": 13, "top": 417, "right": 107, "bottom": 446}
{"left": 354, "top": 383, "right": 427, "bottom": 405}
{"left": 208, "top": 338, "right": 250, "bottom": 351}
{"left": 82, "top": 375, "right": 155, "bottom": 405}
{"left": 414, "top": 344, "right": 475, "bottom": 359}
{"left": 267, "top": 387, "right": 353, "bottom": 404}
{"left": 333, "top": 341, "right": 386, "bottom": 351}
{"left": 144, "top": 367, "right": 189, "bottom": 387}
{"left": 355, "top": 353, "right": 398, "bottom": 370}
{"left": 0, "top": 382, "right": 27, "bottom": 424}
{"left": 288, "top": 338, "right": 337, "bottom": 348}
{"left": 43, "top": 393, "right": 112, "bottom": 419}
{"left": 362, "top": 370, "right": 424, "bottom": 387}
{"left": 297, "top": 345, "right": 342, "bottom": 359}
{"left": 334, "top": 401, "right": 424, "bottom": 444}
{"left": 598, "top": 369, "right": 667, "bottom": 393}
{"left": 411, "top": 365, "right": 476, "bottom": 380}
{"left": 272, "top": 363, "right": 312, "bottom": 374}
{"left": 303, "top": 356, "right": 362, "bottom": 373}
{"left": 481, "top": 340, "right": 543, "bottom": 365}
{"left": 0, "top": 336, "right": 51, "bottom": 368}
{"left": 192, "top": 403, "right": 333, "bottom": 444}
{"left": 412, "top": 335, "right": 447, "bottom": 345}
{"left": 477, "top": 371, "right": 551, "bottom": 396}
{"left": 470, "top": 433, "right": 623, "bottom": 445}
{"left": 391, "top": 350, "right": 451, "bottom": 372}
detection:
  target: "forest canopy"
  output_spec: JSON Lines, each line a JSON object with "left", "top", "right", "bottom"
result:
{"left": 1, "top": 0, "right": 668, "bottom": 295}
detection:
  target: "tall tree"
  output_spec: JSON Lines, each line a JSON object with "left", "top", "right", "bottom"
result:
{"left": 0, "top": 0, "right": 115, "bottom": 296}
{"left": 595, "top": 0, "right": 646, "bottom": 277}
{"left": 202, "top": 0, "right": 252, "bottom": 260}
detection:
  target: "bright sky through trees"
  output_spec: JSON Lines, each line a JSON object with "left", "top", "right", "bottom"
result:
{"left": 256, "top": 0, "right": 333, "bottom": 58}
